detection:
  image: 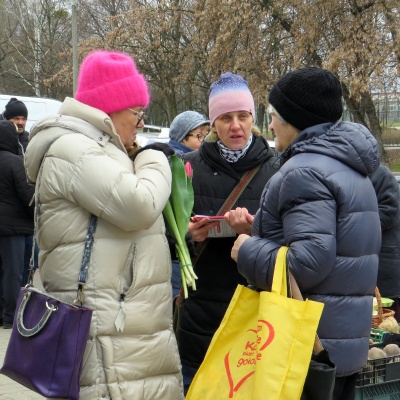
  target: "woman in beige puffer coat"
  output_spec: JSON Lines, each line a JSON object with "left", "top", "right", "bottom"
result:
{"left": 24, "top": 50, "right": 184, "bottom": 400}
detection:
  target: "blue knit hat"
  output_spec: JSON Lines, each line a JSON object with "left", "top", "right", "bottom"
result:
{"left": 169, "top": 111, "right": 209, "bottom": 142}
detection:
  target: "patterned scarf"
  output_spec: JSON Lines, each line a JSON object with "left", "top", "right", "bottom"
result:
{"left": 217, "top": 134, "right": 253, "bottom": 163}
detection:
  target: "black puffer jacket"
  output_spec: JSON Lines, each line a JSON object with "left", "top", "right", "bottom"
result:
{"left": 237, "top": 122, "right": 381, "bottom": 376}
{"left": 0, "top": 123, "right": 34, "bottom": 236}
{"left": 17, "top": 130, "right": 29, "bottom": 155}
{"left": 177, "top": 135, "right": 278, "bottom": 370}
{"left": 370, "top": 165, "right": 400, "bottom": 298}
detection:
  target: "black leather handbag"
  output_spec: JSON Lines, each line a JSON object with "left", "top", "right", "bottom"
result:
{"left": 289, "top": 274, "right": 336, "bottom": 400}
{"left": 301, "top": 343, "right": 336, "bottom": 400}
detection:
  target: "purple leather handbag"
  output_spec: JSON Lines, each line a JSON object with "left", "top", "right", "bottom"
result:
{"left": 0, "top": 214, "right": 97, "bottom": 400}
{"left": 1, "top": 287, "right": 92, "bottom": 399}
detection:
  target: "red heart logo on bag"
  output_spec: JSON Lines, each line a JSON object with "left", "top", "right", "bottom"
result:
{"left": 224, "top": 319, "right": 274, "bottom": 398}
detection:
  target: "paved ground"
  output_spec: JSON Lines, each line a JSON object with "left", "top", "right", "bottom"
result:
{"left": 0, "top": 271, "right": 45, "bottom": 399}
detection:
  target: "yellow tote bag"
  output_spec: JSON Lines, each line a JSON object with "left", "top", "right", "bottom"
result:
{"left": 186, "top": 246, "right": 324, "bottom": 400}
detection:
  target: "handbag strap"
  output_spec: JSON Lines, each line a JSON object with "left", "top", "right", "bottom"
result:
{"left": 288, "top": 271, "right": 324, "bottom": 355}
{"left": 216, "top": 165, "right": 262, "bottom": 217}
{"left": 192, "top": 164, "right": 262, "bottom": 265}
{"left": 29, "top": 147, "right": 98, "bottom": 305}
{"left": 76, "top": 214, "right": 98, "bottom": 304}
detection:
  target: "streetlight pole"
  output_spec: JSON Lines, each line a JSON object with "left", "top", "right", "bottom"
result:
{"left": 72, "top": 0, "right": 78, "bottom": 95}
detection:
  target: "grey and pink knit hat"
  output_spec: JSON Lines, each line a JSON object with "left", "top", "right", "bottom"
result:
{"left": 208, "top": 72, "right": 255, "bottom": 126}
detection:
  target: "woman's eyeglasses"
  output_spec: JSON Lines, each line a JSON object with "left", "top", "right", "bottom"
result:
{"left": 128, "top": 109, "right": 145, "bottom": 127}
{"left": 187, "top": 133, "right": 206, "bottom": 142}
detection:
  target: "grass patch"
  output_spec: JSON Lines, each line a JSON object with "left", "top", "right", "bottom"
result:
{"left": 390, "top": 164, "right": 400, "bottom": 172}
{"left": 386, "top": 122, "right": 400, "bottom": 128}
{"left": 383, "top": 128, "right": 400, "bottom": 145}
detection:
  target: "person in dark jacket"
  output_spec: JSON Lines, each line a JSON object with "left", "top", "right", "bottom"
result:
{"left": 2, "top": 97, "right": 37, "bottom": 285}
{"left": 231, "top": 67, "right": 381, "bottom": 400}
{"left": 167, "top": 111, "right": 210, "bottom": 300}
{"left": 0, "top": 120, "right": 34, "bottom": 329}
{"left": 175, "top": 72, "right": 279, "bottom": 394}
{"left": 2, "top": 97, "right": 29, "bottom": 155}
{"left": 168, "top": 111, "right": 209, "bottom": 157}
{"left": 370, "top": 165, "right": 400, "bottom": 322}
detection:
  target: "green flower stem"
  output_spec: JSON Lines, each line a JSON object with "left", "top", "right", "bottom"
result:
{"left": 175, "top": 244, "right": 196, "bottom": 286}
{"left": 164, "top": 199, "right": 196, "bottom": 297}
{"left": 180, "top": 268, "right": 188, "bottom": 299}
{"left": 163, "top": 155, "right": 196, "bottom": 299}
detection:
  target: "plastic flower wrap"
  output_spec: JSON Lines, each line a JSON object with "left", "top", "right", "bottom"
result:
{"left": 163, "top": 155, "right": 197, "bottom": 298}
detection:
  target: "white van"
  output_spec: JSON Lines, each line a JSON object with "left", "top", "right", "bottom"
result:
{"left": 136, "top": 124, "right": 170, "bottom": 147}
{"left": 0, "top": 94, "right": 62, "bottom": 132}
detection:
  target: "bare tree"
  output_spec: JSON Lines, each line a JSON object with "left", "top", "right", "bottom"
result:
{"left": 101, "top": 0, "right": 210, "bottom": 125}
{"left": 1, "top": 0, "right": 398, "bottom": 140}
{"left": 193, "top": 0, "right": 399, "bottom": 160}
{"left": 0, "top": 0, "right": 72, "bottom": 98}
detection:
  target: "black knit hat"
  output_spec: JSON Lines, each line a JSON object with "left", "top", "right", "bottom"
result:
{"left": 268, "top": 67, "right": 343, "bottom": 131}
{"left": 4, "top": 97, "right": 28, "bottom": 119}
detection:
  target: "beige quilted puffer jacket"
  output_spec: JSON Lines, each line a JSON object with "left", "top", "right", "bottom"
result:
{"left": 24, "top": 98, "right": 184, "bottom": 400}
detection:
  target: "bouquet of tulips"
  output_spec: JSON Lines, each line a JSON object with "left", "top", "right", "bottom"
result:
{"left": 163, "top": 154, "right": 197, "bottom": 298}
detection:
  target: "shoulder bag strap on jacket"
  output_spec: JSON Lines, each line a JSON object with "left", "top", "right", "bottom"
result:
{"left": 192, "top": 164, "right": 262, "bottom": 266}
{"left": 28, "top": 142, "right": 97, "bottom": 306}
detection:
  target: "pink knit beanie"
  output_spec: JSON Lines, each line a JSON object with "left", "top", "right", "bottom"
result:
{"left": 75, "top": 50, "right": 150, "bottom": 114}
{"left": 209, "top": 72, "right": 255, "bottom": 126}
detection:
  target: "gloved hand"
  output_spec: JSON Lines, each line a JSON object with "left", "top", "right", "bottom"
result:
{"left": 133, "top": 142, "right": 175, "bottom": 161}
{"left": 165, "top": 228, "right": 197, "bottom": 260}
{"left": 185, "top": 232, "right": 197, "bottom": 258}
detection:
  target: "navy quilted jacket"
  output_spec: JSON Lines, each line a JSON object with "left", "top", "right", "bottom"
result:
{"left": 370, "top": 165, "right": 400, "bottom": 298}
{"left": 237, "top": 121, "right": 381, "bottom": 376}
